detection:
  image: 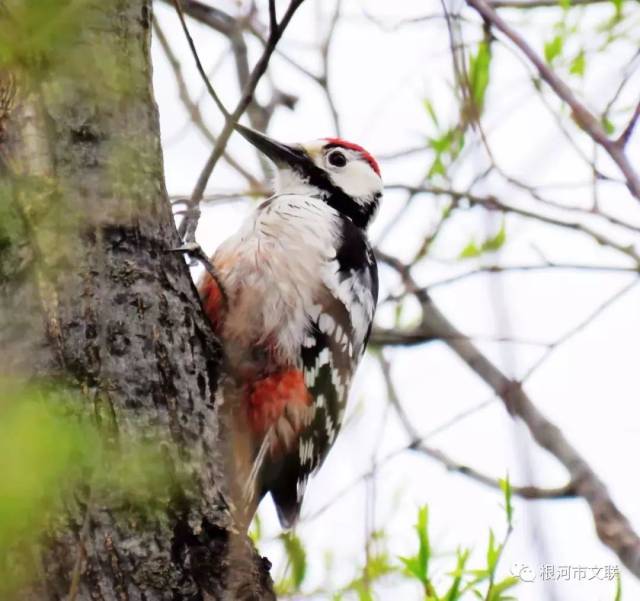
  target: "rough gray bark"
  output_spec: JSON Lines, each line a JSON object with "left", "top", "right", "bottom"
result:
{"left": 0, "top": 1, "right": 274, "bottom": 599}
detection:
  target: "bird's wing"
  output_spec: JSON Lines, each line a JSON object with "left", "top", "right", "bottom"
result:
{"left": 267, "top": 221, "right": 378, "bottom": 526}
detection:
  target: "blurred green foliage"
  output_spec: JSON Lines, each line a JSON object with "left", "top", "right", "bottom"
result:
{"left": 468, "top": 42, "right": 491, "bottom": 116}
{"left": 0, "top": 379, "right": 174, "bottom": 597}
{"left": 0, "top": 0, "right": 164, "bottom": 296}
{"left": 395, "top": 480, "right": 518, "bottom": 601}
{"left": 458, "top": 220, "right": 507, "bottom": 260}
{"left": 0, "top": 179, "right": 27, "bottom": 282}
{"left": 0, "top": 383, "right": 97, "bottom": 544}
{"left": 265, "top": 476, "right": 624, "bottom": 600}
{"left": 399, "top": 506, "right": 433, "bottom": 594}
{"left": 276, "top": 531, "right": 308, "bottom": 595}
{"left": 263, "top": 478, "right": 519, "bottom": 600}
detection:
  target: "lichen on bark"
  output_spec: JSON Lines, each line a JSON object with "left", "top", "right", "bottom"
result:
{"left": 0, "top": 1, "right": 274, "bottom": 599}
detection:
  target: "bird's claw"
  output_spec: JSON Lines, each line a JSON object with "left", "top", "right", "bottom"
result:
{"left": 167, "top": 241, "right": 201, "bottom": 254}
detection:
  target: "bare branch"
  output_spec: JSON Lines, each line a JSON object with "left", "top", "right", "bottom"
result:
{"left": 465, "top": 0, "right": 640, "bottom": 200}
{"left": 503, "top": 175, "right": 640, "bottom": 236}
{"left": 423, "top": 263, "right": 639, "bottom": 290}
{"left": 161, "top": 0, "right": 237, "bottom": 34}
{"left": 173, "top": 0, "right": 306, "bottom": 245}
{"left": 318, "top": 0, "right": 343, "bottom": 135}
{"left": 617, "top": 100, "right": 640, "bottom": 149}
{"left": 246, "top": 2, "right": 343, "bottom": 135}
{"left": 490, "top": 0, "right": 611, "bottom": 7}
{"left": 370, "top": 327, "right": 550, "bottom": 347}
{"left": 603, "top": 49, "right": 640, "bottom": 122}
{"left": 385, "top": 183, "right": 640, "bottom": 264}
{"left": 377, "top": 250, "right": 640, "bottom": 576}
{"left": 172, "top": 0, "right": 230, "bottom": 119}
{"left": 376, "top": 145, "right": 429, "bottom": 161}
{"left": 268, "top": 0, "right": 277, "bottom": 33}
{"left": 302, "top": 388, "right": 566, "bottom": 526}
{"left": 153, "top": 17, "right": 260, "bottom": 188}
{"left": 521, "top": 279, "right": 638, "bottom": 381}
{"left": 377, "top": 354, "right": 576, "bottom": 500}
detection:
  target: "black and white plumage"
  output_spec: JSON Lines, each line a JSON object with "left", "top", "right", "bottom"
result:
{"left": 198, "top": 125, "right": 382, "bottom": 528}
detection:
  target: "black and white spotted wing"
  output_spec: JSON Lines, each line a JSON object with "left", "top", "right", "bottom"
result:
{"left": 267, "top": 218, "right": 378, "bottom": 526}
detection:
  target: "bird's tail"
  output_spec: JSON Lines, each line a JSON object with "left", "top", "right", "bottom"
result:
{"left": 242, "top": 425, "right": 273, "bottom": 507}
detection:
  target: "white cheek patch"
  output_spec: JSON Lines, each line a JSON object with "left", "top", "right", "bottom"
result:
{"left": 330, "top": 161, "right": 382, "bottom": 203}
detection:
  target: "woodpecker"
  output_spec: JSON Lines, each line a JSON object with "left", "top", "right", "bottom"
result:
{"left": 199, "top": 123, "right": 382, "bottom": 528}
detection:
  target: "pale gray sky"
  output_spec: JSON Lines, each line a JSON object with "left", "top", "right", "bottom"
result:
{"left": 153, "top": 1, "right": 640, "bottom": 598}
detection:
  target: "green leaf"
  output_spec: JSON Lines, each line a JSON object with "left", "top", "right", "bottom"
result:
{"left": 354, "top": 582, "right": 374, "bottom": 601}
{"left": 279, "top": 531, "right": 307, "bottom": 590}
{"left": 482, "top": 221, "right": 507, "bottom": 253}
{"left": 468, "top": 568, "right": 491, "bottom": 580}
{"left": 458, "top": 221, "right": 507, "bottom": 259}
{"left": 365, "top": 552, "right": 395, "bottom": 581}
{"left": 614, "top": 572, "right": 622, "bottom": 601}
{"left": 485, "top": 530, "right": 505, "bottom": 575}
{"left": 427, "top": 128, "right": 465, "bottom": 180}
{"left": 423, "top": 98, "right": 440, "bottom": 127}
{"left": 429, "top": 131, "right": 453, "bottom": 154}
{"left": 544, "top": 35, "right": 563, "bottom": 64}
{"left": 487, "top": 576, "right": 520, "bottom": 600}
{"left": 399, "top": 506, "right": 431, "bottom": 585}
{"left": 399, "top": 555, "right": 422, "bottom": 580}
{"left": 499, "top": 476, "right": 514, "bottom": 528}
{"left": 569, "top": 50, "right": 586, "bottom": 76}
{"left": 445, "top": 548, "right": 471, "bottom": 601}
{"left": 602, "top": 116, "right": 615, "bottom": 135}
{"left": 458, "top": 239, "right": 481, "bottom": 259}
{"left": 428, "top": 155, "right": 446, "bottom": 179}
{"left": 468, "top": 42, "right": 492, "bottom": 113}
{"left": 610, "top": 0, "right": 624, "bottom": 16}
{"left": 416, "top": 505, "right": 431, "bottom": 581}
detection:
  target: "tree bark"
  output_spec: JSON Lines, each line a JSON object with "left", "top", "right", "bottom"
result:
{"left": 0, "top": 1, "right": 274, "bottom": 599}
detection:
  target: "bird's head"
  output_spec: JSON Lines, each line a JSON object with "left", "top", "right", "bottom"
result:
{"left": 235, "top": 123, "right": 382, "bottom": 229}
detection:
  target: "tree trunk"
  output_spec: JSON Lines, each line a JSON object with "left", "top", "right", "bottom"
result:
{"left": 0, "top": 1, "right": 274, "bottom": 599}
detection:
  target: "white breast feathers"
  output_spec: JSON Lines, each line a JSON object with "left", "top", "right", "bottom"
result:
{"left": 213, "top": 194, "right": 341, "bottom": 368}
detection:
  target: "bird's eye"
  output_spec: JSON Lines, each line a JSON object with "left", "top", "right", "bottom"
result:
{"left": 328, "top": 150, "right": 347, "bottom": 168}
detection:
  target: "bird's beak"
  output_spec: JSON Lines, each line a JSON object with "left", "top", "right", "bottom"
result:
{"left": 234, "top": 123, "right": 306, "bottom": 169}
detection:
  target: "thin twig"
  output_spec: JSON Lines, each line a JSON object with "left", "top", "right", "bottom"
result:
{"left": 385, "top": 183, "right": 640, "bottom": 264}
{"left": 318, "top": 0, "right": 342, "bottom": 135}
{"left": 423, "top": 263, "right": 639, "bottom": 290}
{"left": 302, "top": 388, "right": 567, "bottom": 525}
{"left": 490, "top": 0, "right": 611, "bottom": 7}
{"left": 377, "top": 250, "right": 640, "bottom": 577}
{"left": 370, "top": 328, "right": 551, "bottom": 347}
{"left": 617, "top": 100, "right": 640, "bottom": 148}
{"left": 177, "top": 0, "right": 306, "bottom": 244}
{"left": 464, "top": 0, "right": 640, "bottom": 200}
{"left": 268, "top": 0, "right": 277, "bottom": 33}
{"left": 521, "top": 279, "right": 639, "bottom": 381}
{"left": 377, "top": 354, "right": 576, "bottom": 499}
{"left": 173, "top": 0, "right": 230, "bottom": 119}
{"left": 153, "top": 17, "right": 260, "bottom": 188}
